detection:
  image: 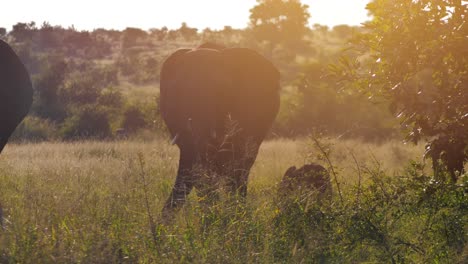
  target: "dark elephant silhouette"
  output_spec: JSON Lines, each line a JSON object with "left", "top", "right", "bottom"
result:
{"left": 0, "top": 39, "right": 33, "bottom": 227}
{"left": 160, "top": 44, "right": 280, "bottom": 215}
{"left": 0, "top": 40, "right": 33, "bottom": 154}
{"left": 279, "top": 163, "right": 331, "bottom": 197}
{"left": 426, "top": 135, "right": 467, "bottom": 182}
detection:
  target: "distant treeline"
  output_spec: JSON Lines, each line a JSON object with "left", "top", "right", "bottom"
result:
{"left": 1, "top": 20, "right": 397, "bottom": 142}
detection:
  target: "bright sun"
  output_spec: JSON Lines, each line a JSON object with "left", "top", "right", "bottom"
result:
{"left": 1, "top": 0, "right": 370, "bottom": 30}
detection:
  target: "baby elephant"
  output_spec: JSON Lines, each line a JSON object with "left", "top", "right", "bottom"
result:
{"left": 279, "top": 163, "right": 332, "bottom": 197}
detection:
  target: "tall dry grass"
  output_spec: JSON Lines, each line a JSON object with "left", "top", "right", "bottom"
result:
{"left": 0, "top": 138, "right": 435, "bottom": 262}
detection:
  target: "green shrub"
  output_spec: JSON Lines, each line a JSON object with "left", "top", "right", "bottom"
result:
{"left": 121, "top": 106, "right": 147, "bottom": 133}
{"left": 271, "top": 162, "right": 467, "bottom": 263}
{"left": 272, "top": 62, "right": 400, "bottom": 141}
{"left": 10, "top": 116, "right": 58, "bottom": 141}
{"left": 98, "top": 88, "right": 123, "bottom": 108}
{"left": 60, "top": 63, "right": 118, "bottom": 105}
{"left": 60, "top": 106, "right": 112, "bottom": 139}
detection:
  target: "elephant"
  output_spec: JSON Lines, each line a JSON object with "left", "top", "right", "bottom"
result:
{"left": 0, "top": 39, "right": 33, "bottom": 227}
{"left": 159, "top": 44, "right": 280, "bottom": 215}
{"left": 0, "top": 39, "right": 33, "bottom": 154}
{"left": 426, "top": 135, "right": 467, "bottom": 182}
{"left": 279, "top": 163, "right": 332, "bottom": 197}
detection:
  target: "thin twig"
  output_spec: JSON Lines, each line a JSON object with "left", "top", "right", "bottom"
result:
{"left": 349, "top": 150, "right": 362, "bottom": 206}
{"left": 311, "top": 137, "right": 344, "bottom": 204}
{"left": 368, "top": 151, "right": 390, "bottom": 201}
{"left": 137, "top": 153, "right": 158, "bottom": 245}
{"left": 0, "top": 202, "right": 3, "bottom": 230}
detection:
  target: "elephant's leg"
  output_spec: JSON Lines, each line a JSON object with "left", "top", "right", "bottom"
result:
{"left": 162, "top": 148, "right": 196, "bottom": 216}
{"left": 193, "top": 156, "right": 221, "bottom": 206}
{"left": 227, "top": 142, "right": 260, "bottom": 198}
{"left": 232, "top": 157, "right": 256, "bottom": 197}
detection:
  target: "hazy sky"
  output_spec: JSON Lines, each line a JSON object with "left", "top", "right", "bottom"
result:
{"left": 1, "top": 0, "right": 370, "bottom": 31}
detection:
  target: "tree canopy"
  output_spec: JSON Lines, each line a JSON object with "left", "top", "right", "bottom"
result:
{"left": 249, "top": 0, "right": 310, "bottom": 48}
{"left": 344, "top": 0, "right": 467, "bottom": 180}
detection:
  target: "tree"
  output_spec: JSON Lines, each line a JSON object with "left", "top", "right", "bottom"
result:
{"left": 63, "top": 30, "right": 93, "bottom": 55}
{"left": 0, "top": 28, "right": 6, "bottom": 38}
{"left": 313, "top": 24, "right": 328, "bottom": 34}
{"left": 10, "top": 22, "right": 37, "bottom": 43}
{"left": 249, "top": 0, "right": 310, "bottom": 48}
{"left": 341, "top": 0, "right": 467, "bottom": 181}
{"left": 149, "top": 27, "right": 168, "bottom": 41}
{"left": 122, "top": 27, "right": 147, "bottom": 48}
{"left": 332, "top": 24, "right": 355, "bottom": 39}
{"left": 222, "top": 26, "right": 233, "bottom": 35}
{"left": 178, "top": 22, "right": 198, "bottom": 41}
{"left": 60, "top": 63, "right": 118, "bottom": 105}
{"left": 122, "top": 106, "right": 147, "bottom": 133}
{"left": 274, "top": 62, "right": 398, "bottom": 139}
{"left": 166, "top": 29, "right": 180, "bottom": 40}
{"left": 61, "top": 106, "right": 112, "bottom": 139}
{"left": 202, "top": 27, "right": 215, "bottom": 42}
{"left": 37, "top": 21, "right": 62, "bottom": 49}
{"left": 33, "top": 58, "right": 68, "bottom": 121}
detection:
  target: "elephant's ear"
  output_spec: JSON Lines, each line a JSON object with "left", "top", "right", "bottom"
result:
{"left": 221, "top": 48, "right": 280, "bottom": 92}
{"left": 160, "top": 49, "right": 191, "bottom": 92}
{"left": 159, "top": 49, "right": 191, "bottom": 114}
{"left": 219, "top": 48, "right": 281, "bottom": 138}
{"left": 0, "top": 40, "right": 33, "bottom": 116}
